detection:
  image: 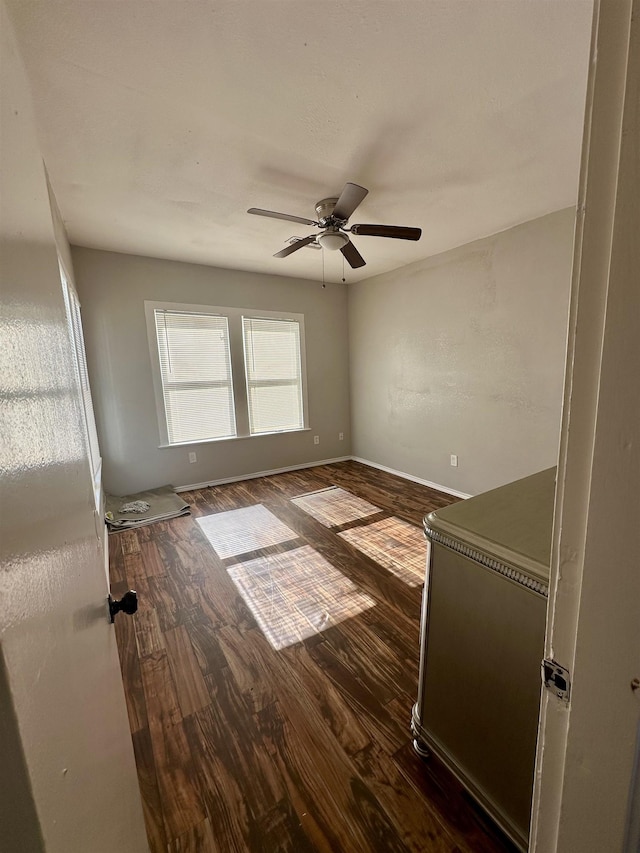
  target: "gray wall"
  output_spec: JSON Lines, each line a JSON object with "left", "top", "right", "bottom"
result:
{"left": 72, "top": 247, "right": 351, "bottom": 495}
{"left": 348, "top": 208, "right": 575, "bottom": 496}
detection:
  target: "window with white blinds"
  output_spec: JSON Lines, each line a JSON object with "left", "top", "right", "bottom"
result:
{"left": 146, "top": 302, "right": 307, "bottom": 446}
{"left": 243, "top": 317, "right": 304, "bottom": 435}
{"left": 154, "top": 309, "right": 236, "bottom": 444}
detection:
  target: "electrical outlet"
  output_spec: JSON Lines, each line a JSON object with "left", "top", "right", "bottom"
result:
{"left": 313, "top": 435, "right": 320, "bottom": 445}
{"left": 189, "top": 451, "right": 197, "bottom": 463}
{"left": 338, "top": 432, "right": 344, "bottom": 441}
{"left": 450, "top": 454, "right": 458, "bottom": 467}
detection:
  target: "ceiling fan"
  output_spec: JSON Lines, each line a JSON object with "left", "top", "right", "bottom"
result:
{"left": 247, "top": 182, "right": 421, "bottom": 269}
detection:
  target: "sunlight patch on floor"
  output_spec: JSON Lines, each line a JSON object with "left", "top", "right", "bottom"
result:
{"left": 291, "top": 486, "right": 381, "bottom": 527}
{"left": 227, "top": 545, "right": 376, "bottom": 650}
{"left": 339, "top": 516, "right": 427, "bottom": 587}
{"left": 197, "top": 504, "right": 298, "bottom": 559}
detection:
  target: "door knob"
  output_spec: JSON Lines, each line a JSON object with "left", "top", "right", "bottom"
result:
{"left": 108, "top": 590, "right": 138, "bottom": 622}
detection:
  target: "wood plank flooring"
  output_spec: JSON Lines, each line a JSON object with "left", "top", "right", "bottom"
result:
{"left": 110, "top": 460, "right": 518, "bottom": 853}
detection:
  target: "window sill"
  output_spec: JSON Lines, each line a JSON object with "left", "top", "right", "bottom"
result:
{"left": 158, "top": 427, "right": 311, "bottom": 449}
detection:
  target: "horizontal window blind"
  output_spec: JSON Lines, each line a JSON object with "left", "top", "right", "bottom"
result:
{"left": 243, "top": 317, "right": 303, "bottom": 435}
{"left": 154, "top": 310, "right": 236, "bottom": 443}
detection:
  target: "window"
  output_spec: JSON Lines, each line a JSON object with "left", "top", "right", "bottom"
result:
{"left": 243, "top": 317, "right": 304, "bottom": 435}
{"left": 154, "top": 310, "right": 235, "bottom": 444}
{"left": 146, "top": 302, "right": 308, "bottom": 446}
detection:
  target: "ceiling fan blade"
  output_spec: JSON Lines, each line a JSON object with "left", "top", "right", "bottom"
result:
{"left": 332, "top": 183, "right": 369, "bottom": 221}
{"left": 248, "top": 208, "right": 318, "bottom": 227}
{"left": 350, "top": 224, "right": 422, "bottom": 241}
{"left": 273, "top": 235, "right": 317, "bottom": 258}
{"left": 340, "top": 240, "right": 366, "bottom": 269}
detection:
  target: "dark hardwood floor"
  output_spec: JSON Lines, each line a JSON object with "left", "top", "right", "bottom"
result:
{"left": 110, "top": 460, "right": 518, "bottom": 853}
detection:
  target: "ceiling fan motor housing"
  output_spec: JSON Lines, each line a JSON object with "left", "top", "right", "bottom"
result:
{"left": 315, "top": 197, "right": 343, "bottom": 227}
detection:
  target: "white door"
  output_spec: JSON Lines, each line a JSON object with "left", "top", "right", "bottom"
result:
{"left": 0, "top": 6, "right": 148, "bottom": 851}
{"left": 530, "top": 1, "right": 640, "bottom": 851}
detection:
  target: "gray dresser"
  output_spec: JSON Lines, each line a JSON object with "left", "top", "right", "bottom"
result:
{"left": 412, "top": 468, "right": 555, "bottom": 851}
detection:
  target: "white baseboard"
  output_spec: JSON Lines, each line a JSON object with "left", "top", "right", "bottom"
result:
{"left": 175, "top": 456, "right": 352, "bottom": 492}
{"left": 175, "top": 454, "right": 471, "bottom": 499}
{"left": 350, "top": 456, "right": 472, "bottom": 499}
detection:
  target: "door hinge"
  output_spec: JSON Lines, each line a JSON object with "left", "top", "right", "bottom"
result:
{"left": 542, "top": 659, "right": 571, "bottom": 702}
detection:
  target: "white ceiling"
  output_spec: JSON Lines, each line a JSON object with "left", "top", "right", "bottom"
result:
{"left": 8, "top": 1, "right": 593, "bottom": 283}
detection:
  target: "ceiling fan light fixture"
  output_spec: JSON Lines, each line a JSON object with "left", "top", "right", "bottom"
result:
{"left": 317, "top": 230, "right": 349, "bottom": 251}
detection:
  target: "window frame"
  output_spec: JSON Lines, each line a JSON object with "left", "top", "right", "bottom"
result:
{"left": 153, "top": 308, "right": 237, "bottom": 445}
{"left": 60, "top": 260, "right": 102, "bottom": 508}
{"left": 145, "top": 301, "right": 309, "bottom": 447}
{"left": 242, "top": 315, "right": 306, "bottom": 436}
